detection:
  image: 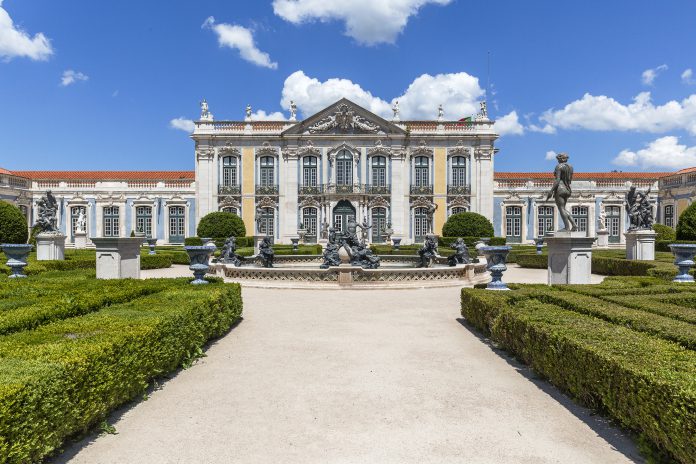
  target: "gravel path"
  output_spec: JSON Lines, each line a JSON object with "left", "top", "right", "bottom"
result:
{"left": 57, "top": 280, "right": 638, "bottom": 463}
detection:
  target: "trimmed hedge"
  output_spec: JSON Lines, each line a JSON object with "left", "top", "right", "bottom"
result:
{"left": 656, "top": 239, "right": 696, "bottom": 252}
{"left": 460, "top": 285, "right": 696, "bottom": 464}
{"left": 653, "top": 223, "right": 676, "bottom": 242}
{"left": 196, "top": 212, "right": 246, "bottom": 239}
{"left": 514, "top": 253, "right": 547, "bottom": 269}
{"left": 140, "top": 254, "right": 173, "bottom": 270}
{"left": 442, "top": 212, "right": 494, "bottom": 238}
{"left": 0, "top": 202, "right": 28, "bottom": 245}
{"left": 184, "top": 237, "right": 204, "bottom": 246}
{"left": 676, "top": 201, "right": 696, "bottom": 240}
{"left": 0, "top": 281, "right": 243, "bottom": 463}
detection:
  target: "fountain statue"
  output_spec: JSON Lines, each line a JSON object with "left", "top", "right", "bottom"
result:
{"left": 217, "top": 236, "right": 244, "bottom": 267}
{"left": 626, "top": 186, "right": 654, "bottom": 230}
{"left": 258, "top": 236, "right": 274, "bottom": 268}
{"left": 447, "top": 238, "right": 471, "bottom": 266}
{"left": 341, "top": 218, "right": 381, "bottom": 269}
{"left": 418, "top": 235, "right": 439, "bottom": 268}
{"left": 320, "top": 232, "right": 341, "bottom": 269}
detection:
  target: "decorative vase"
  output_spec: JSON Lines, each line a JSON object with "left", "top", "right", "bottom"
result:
{"left": 669, "top": 244, "right": 696, "bottom": 283}
{"left": 535, "top": 237, "right": 544, "bottom": 255}
{"left": 481, "top": 246, "right": 512, "bottom": 290}
{"left": 1, "top": 244, "right": 33, "bottom": 278}
{"left": 290, "top": 237, "right": 300, "bottom": 253}
{"left": 146, "top": 238, "right": 158, "bottom": 255}
{"left": 392, "top": 237, "right": 402, "bottom": 251}
{"left": 184, "top": 245, "right": 216, "bottom": 284}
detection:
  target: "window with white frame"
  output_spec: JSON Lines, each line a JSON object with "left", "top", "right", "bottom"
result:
{"left": 302, "top": 207, "right": 317, "bottom": 242}
{"left": 414, "top": 207, "right": 429, "bottom": 242}
{"left": 222, "top": 156, "right": 238, "bottom": 186}
{"left": 414, "top": 156, "right": 429, "bottom": 187}
{"left": 371, "top": 207, "right": 387, "bottom": 243}
{"left": 168, "top": 206, "right": 185, "bottom": 243}
{"left": 571, "top": 206, "right": 589, "bottom": 232}
{"left": 258, "top": 207, "right": 274, "bottom": 236}
{"left": 135, "top": 206, "right": 153, "bottom": 237}
{"left": 221, "top": 206, "right": 238, "bottom": 215}
{"left": 537, "top": 206, "right": 554, "bottom": 237}
{"left": 103, "top": 206, "right": 120, "bottom": 237}
{"left": 506, "top": 206, "right": 522, "bottom": 243}
{"left": 260, "top": 156, "right": 274, "bottom": 187}
{"left": 336, "top": 150, "right": 353, "bottom": 186}
{"left": 451, "top": 156, "right": 466, "bottom": 186}
{"left": 303, "top": 156, "right": 318, "bottom": 187}
{"left": 606, "top": 206, "right": 621, "bottom": 243}
{"left": 664, "top": 205, "right": 674, "bottom": 228}
{"left": 371, "top": 156, "right": 386, "bottom": 187}
{"left": 451, "top": 207, "right": 466, "bottom": 215}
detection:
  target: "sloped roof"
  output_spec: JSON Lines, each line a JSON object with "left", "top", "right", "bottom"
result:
{"left": 0, "top": 167, "right": 14, "bottom": 175}
{"left": 12, "top": 171, "right": 195, "bottom": 181}
{"left": 495, "top": 172, "right": 669, "bottom": 180}
{"left": 668, "top": 166, "right": 696, "bottom": 176}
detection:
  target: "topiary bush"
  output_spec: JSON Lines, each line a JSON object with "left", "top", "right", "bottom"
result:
{"left": 676, "top": 202, "right": 696, "bottom": 240}
{"left": 196, "top": 212, "right": 246, "bottom": 239}
{"left": 653, "top": 223, "right": 676, "bottom": 242}
{"left": 442, "top": 212, "right": 494, "bottom": 239}
{"left": 0, "top": 201, "right": 28, "bottom": 244}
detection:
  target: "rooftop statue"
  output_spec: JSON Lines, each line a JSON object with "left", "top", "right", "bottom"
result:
{"left": 392, "top": 100, "right": 400, "bottom": 121}
{"left": 245, "top": 104, "right": 252, "bottom": 121}
{"left": 626, "top": 186, "right": 654, "bottom": 230}
{"left": 289, "top": 100, "right": 297, "bottom": 121}
{"left": 437, "top": 104, "right": 444, "bottom": 121}
{"left": 200, "top": 99, "right": 213, "bottom": 121}
{"left": 34, "top": 190, "right": 59, "bottom": 233}
{"left": 545, "top": 152, "right": 577, "bottom": 232}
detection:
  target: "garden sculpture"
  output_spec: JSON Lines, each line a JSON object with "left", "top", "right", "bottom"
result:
{"left": 546, "top": 152, "right": 577, "bottom": 232}
{"left": 34, "top": 190, "right": 59, "bottom": 233}
{"left": 258, "top": 236, "right": 274, "bottom": 268}
{"left": 626, "top": 186, "right": 654, "bottom": 230}
{"left": 447, "top": 238, "right": 471, "bottom": 266}
{"left": 418, "top": 235, "right": 439, "bottom": 268}
{"left": 218, "top": 236, "right": 243, "bottom": 267}
{"left": 341, "top": 218, "right": 381, "bottom": 269}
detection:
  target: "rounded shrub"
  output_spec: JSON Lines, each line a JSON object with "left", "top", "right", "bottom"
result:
{"left": 0, "top": 201, "right": 28, "bottom": 244}
{"left": 676, "top": 202, "right": 696, "bottom": 240}
{"left": 442, "top": 212, "right": 494, "bottom": 238}
{"left": 196, "top": 211, "right": 246, "bottom": 238}
{"left": 653, "top": 223, "right": 676, "bottom": 242}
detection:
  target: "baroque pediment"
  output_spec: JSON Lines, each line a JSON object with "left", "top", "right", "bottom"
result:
{"left": 281, "top": 98, "right": 406, "bottom": 136}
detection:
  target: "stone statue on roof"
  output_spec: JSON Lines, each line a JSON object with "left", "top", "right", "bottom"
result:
{"left": 289, "top": 100, "right": 297, "bottom": 121}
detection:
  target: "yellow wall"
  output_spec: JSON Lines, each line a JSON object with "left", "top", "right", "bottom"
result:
{"left": 434, "top": 197, "right": 447, "bottom": 235}
{"left": 242, "top": 147, "right": 255, "bottom": 234}
{"left": 433, "top": 147, "right": 447, "bottom": 234}
{"left": 677, "top": 198, "right": 690, "bottom": 218}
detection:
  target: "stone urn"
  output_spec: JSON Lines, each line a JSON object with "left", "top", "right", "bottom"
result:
{"left": 669, "top": 244, "right": 696, "bottom": 283}
{"left": 392, "top": 237, "right": 402, "bottom": 251}
{"left": 184, "top": 245, "right": 216, "bottom": 285}
{"left": 290, "top": 237, "right": 300, "bottom": 253}
{"left": 146, "top": 237, "right": 158, "bottom": 255}
{"left": 481, "top": 246, "right": 512, "bottom": 290}
{"left": 1, "top": 244, "right": 33, "bottom": 278}
{"left": 297, "top": 227, "right": 307, "bottom": 244}
{"left": 535, "top": 237, "right": 544, "bottom": 255}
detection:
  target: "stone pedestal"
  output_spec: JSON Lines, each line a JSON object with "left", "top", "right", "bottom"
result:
{"left": 36, "top": 232, "right": 66, "bottom": 261}
{"left": 625, "top": 229, "right": 656, "bottom": 261}
{"left": 596, "top": 229, "right": 609, "bottom": 248}
{"left": 546, "top": 232, "right": 596, "bottom": 285}
{"left": 74, "top": 231, "right": 87, "bottom": 249}
{"left": 92, "top": 237, "right": 142, "bottom": 280}
{"left": 337, "top": 264, "right": 355, "bottom": 286}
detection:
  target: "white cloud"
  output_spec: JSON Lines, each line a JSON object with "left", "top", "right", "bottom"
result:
{"left": 539, "top": 92, "right": 696, "bottom": 135}
{"left": 60, "top": 69, "right": 88, "bottom": 87}
{"left": 272, "top": 0, "right": 452, "bottom": 45}
{"left": 641, "top": 64, "right": 668, "bottom": 85}
{"left": 528, "top": 123, "right": 556, "bottom": 134}
{"left": 202, "top": 17, "right": 277, "bottom": 69}
{"left": 278, "top": 70, "right": 484, "bottom": 120}
{"left": 250, "top": 110, "right": 286, "bottom": 120}
{"left": 495, "top": 111, "right": 524, "bottom": 136}
{"left": 0, "top": 1, "right": 53, "bottom": 61}
{"left": 169, "top": 117, "right": 195, "bottom": 132}
{"left": 613, "top": 136, "right": 696, "bottom": 170}
{"left": 682, "top": 68, "right": 694, "bottom": 85}
{"left": 545, "top": 150, "right": 557, "bottom": 161}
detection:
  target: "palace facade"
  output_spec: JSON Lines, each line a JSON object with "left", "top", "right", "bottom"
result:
{"left": 658, "top": 167, "right": 696, "bottom": 228}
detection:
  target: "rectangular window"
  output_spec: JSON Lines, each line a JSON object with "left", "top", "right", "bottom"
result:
{"left": 103, "top": 206, "right": 120, "bottom": 237}
{"left": 415, "top": 167, "right": 429, "bottom": 187}
{"left": 665, "top": 205, "right": 674, "bottom": 228}
{"left": 506, "top": 206, "right": 522, "bottom": 243}
{"left": 372, "top": 167, "right": 386, "bottom": 187}
{"left": 303, "top": 167, "right": 317, "bottom": 187}
{"left": 537, "top": 206, "right": 554, "bottom": 237}
{"left": 452, "top": 167, "right": 466, "bottom": 186}
{"left": 135, "top": 206, "right": 153, "bottom": 237}
{"left": 571, "top": 206, "right": 588, "bottom": 233}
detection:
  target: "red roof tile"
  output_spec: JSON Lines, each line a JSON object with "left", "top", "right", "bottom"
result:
{"left": 668, "top": 166, "right": 696, "bottom": 176}
{"left": 495, "top": 172, "right": 669, "bottom": 180}
{"left": 0, "top": 167, "right": 14, "bottom": 176}
{"left": 12, "top": 171, "right": 195, "bottom": 181}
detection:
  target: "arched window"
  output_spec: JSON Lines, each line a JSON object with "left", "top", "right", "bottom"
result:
{"left": 136, "top": 206, "right": 153, "bottom": 237}
{"left": 506, "top": 206, "right": 522, "bottom": 243}
{"left": 414, "top": 156, "right": 429, "bottom": 187}
{"left": 414, "top": 207, "right": 429, "bottom": 242}
{"left": 371, "top": 207, "right": 387, "bottom": 243}
{"left": 451, "top": 207, "right": 466, "bottom": 215}
{"left": 303, "top": 156, "right": 318, "bottom": 187}
{"left": 664, "top": 205, "right": 674, "bottom": 228}
{"left": 451, "top": 156, "right": 466, "bottom": 187}
{"left": 103, "top": 206, "right": 120, "bottom": 237}
{"left": 302, "top": 207, "right": 317, "bottom": 243}
{"left": 538, "top": 206, "right": 554, "bottom": 237}
{"left": 222, "top": 156, "right": 238, "bottom": 186}
{"left": 258, "top": 207, "right": 274, "bottom": 236}
{"left": 571, "top": 206, "right": 588, "bottom": 232}
{"left": 371, "top": 156, "right": 387, "bottom": 187}
{"left": 70, "top": 206, "right": 86, "bottom": 236}
{"left": 260, "top": 156, "right": 274, "bottom": 187}
{"left": 168, "top": 206, "right": 185, "bottom": 243}
{"left": 221, "top": 206, "right": 238, "bottom": 216}
{"left": 336, "top": 150, "right": 353, "bottom": 186}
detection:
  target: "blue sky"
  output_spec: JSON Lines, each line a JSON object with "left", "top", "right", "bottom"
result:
{"left": 1, "top": 0, "right": 696, "bottom": 173}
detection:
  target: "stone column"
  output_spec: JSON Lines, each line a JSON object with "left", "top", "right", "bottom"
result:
{"left": 546, "top": 232, "right": 596, "bottom": 285}
{"left": 390, "top": 152, "right": 406, "bottom": 242}
{"left": 195, "top": 147, "right": 215, "bottom": 223}
{"left": 281, "top": 149, "right": 299, "bottom": 244}
{"left": 474, "top": 148, "right": 494, "bottom": 220}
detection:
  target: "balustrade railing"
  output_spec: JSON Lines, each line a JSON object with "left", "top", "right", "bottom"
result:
{"left": 298, "top": 185, "right": 323, "bottom": 195}
{"left": 219, "top": 185, "right": 241, "bottom": 195}
{"left": 447, "top": 185, "right": 471, "bottom": 195}
{"left": 255, "top": 185, "right": 279, "bottom": 195}
{"left": 410, "top": 185, "right": 433, "bottom": 195}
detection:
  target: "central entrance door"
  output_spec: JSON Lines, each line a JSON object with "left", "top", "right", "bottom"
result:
{"left": 333, "top": 200, "right": 356, "bottom": 235}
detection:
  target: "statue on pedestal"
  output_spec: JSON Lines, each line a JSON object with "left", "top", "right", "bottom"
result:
{"left": 76, "top": 209, "right": 86, "bottom": 234}
{"left": 447, "top": 238, "right": 471, "bottom": 266}
{"left": 626, "top": 186, "right": 654, "bottom": 230}
{"left": 598, "top": 203, "right": 607, "bottom": 231}
{"left": 341, "top": 218, "right": 380, "bottom": 269}
{"left": 35, "top": 191, "right": 59, "bottom": 233}
{"left": 546, "top": 152, "right": 577, "bottom": 232}
{"left": 392, "top": 100, "right": 400, "bottom": 121}
{"left": 258, "top": 236, "right": 274, "bottom": 268}
{"left": 418, "top": 235, "right": 439, "bottom": 268}
{"left": 217, "top": 236, "right": 243, "bottom": 267}
{"left": 245, "top": 104, "right": 252, "bottom": 121}
{"left": 437, "top": 104, "right": 444, "bottom": 121}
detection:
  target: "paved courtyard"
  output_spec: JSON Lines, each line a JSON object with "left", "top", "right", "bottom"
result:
{"left": 56, "top": 265, "right": 641, "bottom": 464}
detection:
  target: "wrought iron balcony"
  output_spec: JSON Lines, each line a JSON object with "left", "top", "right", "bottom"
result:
{"left": 447, "top": 185, "right": 471, "bottom": 195}
{"left": 366, "top": 185, "right": 391, "bottom": 195}
{"left": 218, "top": 185, "right": 241, "bottom": 195}
{"left": 410, "top": 185, "right": 433, "bottom": 195}
{"left": 255, "top": 185, "right": 279, "bottom": 195}
{"left": 298, "top": 185, "right": 323, "bottom": 195}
